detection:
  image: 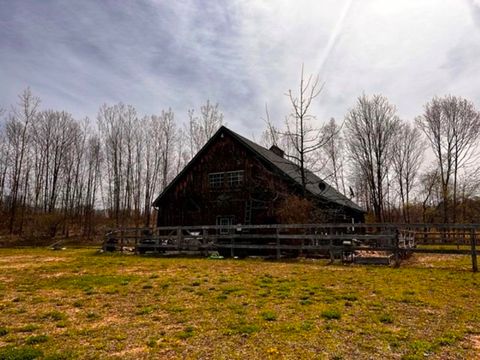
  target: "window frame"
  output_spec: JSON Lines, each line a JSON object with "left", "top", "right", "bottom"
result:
{"left": 208, "top": 172, "right": 224, "bottom": 189}
{"left": 226, "top": 170, "right": 244, "bottom": 188}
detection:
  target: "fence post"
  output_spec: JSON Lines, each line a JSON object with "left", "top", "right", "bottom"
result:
{"left": 202, "top": 228, "right": 207, "bottom": 256}
{"left": 329, "top": 242, "right": 333, "bottom": 263}
{"left": 471, "top": 228, "right": 478, "bottom": 273}
{"left": 328, "top": 230, "right": 334, "bottom": 264}
{"left": 394, "top": 227, "right": 400, "bottom": 268}
{"left": 276, "top": 227, "right": 280, "bottom": 260}
{"left": 176, "top": 227, "right": 182, "bottom": 251}
{"left": 230, "top": 235, "right": 235, "bottom": 258}
{"left": 300, "top": 232, "right": 304, "bottom": 257}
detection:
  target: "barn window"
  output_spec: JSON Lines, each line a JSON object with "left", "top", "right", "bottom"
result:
{"left": 227, "top": 170, "right": 244, "bottom": 187}
{"left": 209, "top": 173, "right": 224, "bottom": 188}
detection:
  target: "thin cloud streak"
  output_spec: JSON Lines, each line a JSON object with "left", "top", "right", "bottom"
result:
{"left": 316, "top": 0, "right": 354, "bottom": 76}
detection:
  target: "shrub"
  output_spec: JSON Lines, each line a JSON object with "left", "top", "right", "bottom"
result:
{"left": 276, "top": 195, "right": 315, "bottom": 224}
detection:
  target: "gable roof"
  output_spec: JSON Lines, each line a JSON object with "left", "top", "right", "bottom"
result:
{"left": 153, "top": 126, "right": 364, "bottom": 213}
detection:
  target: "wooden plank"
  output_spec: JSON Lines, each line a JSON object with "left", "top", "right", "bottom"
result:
{"left": 222, "top": 234, "right": 396, "bottom": 240}
{"left": 471, "top": 228, "right": 478, "bottom": 273}
{"left": 408, "top": 248, "right": 471, "bottom": 255}
{"left": 354, "top": 256, "right": 392, "bottom": 265}
{"left": 153, "top": 223, "right": 401, "bottom": 231}
{"left": 116, "top": 223, "right": 480, "bottom": 234}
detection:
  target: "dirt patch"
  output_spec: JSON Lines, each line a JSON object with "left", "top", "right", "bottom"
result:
{"left": 402, "top": 253, "right": 467, "bottom": 268}
{"left": 471, "top": 335, "right": 480, "bottom": 353}
{"left": 111, "top": 346, "right": 148, "bottom": 358}
{"left": 0, "top": 255, "right": 70, "bottom": 270}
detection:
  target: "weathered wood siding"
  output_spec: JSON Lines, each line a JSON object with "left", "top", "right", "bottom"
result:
{"left": 155, "top": 131, "right": 362, "bottom": 226}
{"left": 156, "top": 132, "right": 294, "bottom": 226}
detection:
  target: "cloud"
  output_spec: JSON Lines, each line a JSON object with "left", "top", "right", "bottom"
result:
{"left": 1, "top": 0, "right": 480, "bottom": 136}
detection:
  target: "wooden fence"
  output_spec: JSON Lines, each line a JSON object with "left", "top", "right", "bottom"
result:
{"left": 103, "top": 223, "right": 479, "bottom": 272}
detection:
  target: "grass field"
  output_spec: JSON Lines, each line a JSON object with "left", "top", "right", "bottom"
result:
{"left": 0, "top": 249, "right": 479, "bottom": 359}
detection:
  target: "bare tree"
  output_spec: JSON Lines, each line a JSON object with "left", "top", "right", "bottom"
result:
{"left": 416, "top": 95, "right": 480, "bottom": 223}
{"left": 348, "top": 163, "right": 370, "bottom": 214}
{"left": 0, "top": 89, "right": 230, "bottom": 236}
{"left": 83, "top": 133, "right": 102, "bottom": 235}
{"left": 345, "top": 94, "right": 401, "bottom": 222}
{"left": 6, "top": 88, "right": 40, "bottom": 233}
{"left": 33, "top": 110, "right": 77, "bottom": 213}
{"left": 391, "top": 123, "right": 425, "bottom": 223}
{"left": 97, "top": 103, "right": 128, "bottom": 225}
{"left": 143, "top": 110, "right": 177, "bottom": 226}
{"left": 0, "top": 109, "right": 8, "bottom": 208}
{"left": 260, "top": 104, "right": 281, "bottom": 148}
{"left": 457, "top": 169, "right": 480, "bottom": 223}
{"left": 186, "top": 100, "right": 224, "bottom": 159}
{"left": 322, "top": 118, "right": 346, "bottom": 195}
{"left": 173, "top": 128, "right": 190, "bottom": 176}
{"left": 419, "top": 169, "right": 441, "bottom": 223}
{"left": 282, "top": 65, "right": 330, "bottom": 195}
{"left": 159, "top": 110, "right": 176, "bottom": 189}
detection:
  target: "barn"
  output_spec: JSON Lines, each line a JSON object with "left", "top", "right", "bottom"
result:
{"left": 152, "top": 126, "right": 364, "bottom": 227}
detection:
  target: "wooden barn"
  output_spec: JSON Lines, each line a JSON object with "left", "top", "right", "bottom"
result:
{"left": 152, "top": 126, "right": 364, "bottom": 228}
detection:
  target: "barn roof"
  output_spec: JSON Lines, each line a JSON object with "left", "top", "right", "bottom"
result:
{"left": 227, "top": 128, "right": 364, "bottom": 213}
{"left": 153, "top": 126, "right": 364, "bottom": 213}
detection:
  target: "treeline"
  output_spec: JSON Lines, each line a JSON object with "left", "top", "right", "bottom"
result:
{"left": 263, "top": 71, "right": 480, "bottom": 224}
{"left": 0, "top": 89, "right": 223, "bottom": 239}
{"left": 1, "top": 84, "right": 479, "bottom": 241}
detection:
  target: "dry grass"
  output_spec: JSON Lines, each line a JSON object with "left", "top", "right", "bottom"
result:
{"left": 0, "top": 248, "right": 479, "bottom": 359}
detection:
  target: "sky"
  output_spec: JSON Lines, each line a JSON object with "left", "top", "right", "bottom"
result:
{"left": 1, "top": 0, "right": 480, "bottom": 138}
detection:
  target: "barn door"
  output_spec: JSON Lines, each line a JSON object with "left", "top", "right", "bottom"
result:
{"left": 217, "top": 216, "right": 235, "bottom": 235}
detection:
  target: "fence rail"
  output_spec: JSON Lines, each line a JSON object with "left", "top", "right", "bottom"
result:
{"left": 102, "top": 223, "right": 479, "bottom": 272}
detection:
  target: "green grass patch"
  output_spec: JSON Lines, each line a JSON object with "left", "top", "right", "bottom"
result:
{"left": 226, "top": 319, "right": 261, "bottom": 336}
{"left": 25, "top": 334, "right": 49, "bottom": 345}
{"left": 43, "top": 351, "right": 76, "bottom": 360}
{"left": 261, "top": 310, "right": 277, "bottom": 321}
{"left": 321, "top": 308, "right": 341, "bottom": 320}
{"left": 136, "top": 306, "right": 154, "bottom": 315}
{"left": 176, "top": 326, "right": 195, "bottom": 339}
{"left": 0, "top": 248, "right": 479, "bottom": 358}
{"left": 41, "top": 310, "right": 67, "bottom": 322}
{"left": 17, "top": 324, "right": 40, "bottom": 333}
{"left": 379, "top": 313, "right": 394, "bottom": 324}
{"left": 0, "top": 346, "right": 43, "bottom": 360}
